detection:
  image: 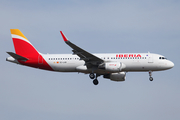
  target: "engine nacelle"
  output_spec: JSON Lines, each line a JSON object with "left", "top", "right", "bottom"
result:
{"left": 103, "top": 72, "right": 126, "bottom": 81}
{"left": 98, "top": 62, "right": 126, "bottom": 72}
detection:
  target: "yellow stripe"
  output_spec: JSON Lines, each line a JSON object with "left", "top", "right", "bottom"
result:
{"left": 10, "top": 29, "right": 29, "bottom": 41}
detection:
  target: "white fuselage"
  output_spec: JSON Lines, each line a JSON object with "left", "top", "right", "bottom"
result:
{"left": 42, "top": 53, "right": 174, "bottom": 74}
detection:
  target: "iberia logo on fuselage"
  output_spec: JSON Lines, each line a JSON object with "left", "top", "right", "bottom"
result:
{"left": 116, "top": 54, "right": 141, "bottom": 58}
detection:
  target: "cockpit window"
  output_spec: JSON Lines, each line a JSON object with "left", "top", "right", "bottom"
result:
{"left": 159, "top": 57, "right": 167, "bottom": 60}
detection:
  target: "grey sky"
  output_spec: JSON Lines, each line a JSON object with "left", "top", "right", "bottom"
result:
{"left": 0, "top": 0, "right": 180, "bottom": 120}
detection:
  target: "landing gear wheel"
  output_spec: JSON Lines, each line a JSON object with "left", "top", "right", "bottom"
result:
{"left": 89, "top": 73, "right": 95, "bottom": 79}
{"left": 149, "top": 77, "right": 153, "bottom": 81}
{"left": 149, "top": 71, "right": 153, "bottom": 81}
{"left": 93, "top": 79, "right": 99, "bottom": 85}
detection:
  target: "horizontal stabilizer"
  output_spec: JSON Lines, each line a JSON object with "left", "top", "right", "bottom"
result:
{"left": 7, "top": 52, "right": 28, "bottom": 61}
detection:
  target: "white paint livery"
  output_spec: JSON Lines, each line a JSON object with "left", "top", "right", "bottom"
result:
{"left": 42, "top": 53, "right": 174, "bottom": 73}
{"left": 11, "top": 34, "right": 29, "bottom": 42}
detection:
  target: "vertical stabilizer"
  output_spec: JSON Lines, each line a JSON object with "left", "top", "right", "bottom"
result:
{"left": 10, "top": 29, "right": 39, "bottom": 58}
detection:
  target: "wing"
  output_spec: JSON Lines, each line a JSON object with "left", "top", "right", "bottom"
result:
{"left": 60, "top": 31, "right": 104, "bottom": 66}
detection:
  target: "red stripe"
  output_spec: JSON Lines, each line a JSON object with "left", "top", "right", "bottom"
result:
{"left": 13, "top": 38, "right": 53, "bottom": 71}
{"left": 18, "top": 55, "right": 53, "bottom": 71}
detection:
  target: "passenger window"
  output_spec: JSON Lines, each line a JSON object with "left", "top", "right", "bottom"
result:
{"left": 159, "top": 57, "right": 161, "bottom": 59}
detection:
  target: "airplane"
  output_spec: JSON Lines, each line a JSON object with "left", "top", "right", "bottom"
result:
{"left": 6, "top": 29, "right": 174, "bottom": 85}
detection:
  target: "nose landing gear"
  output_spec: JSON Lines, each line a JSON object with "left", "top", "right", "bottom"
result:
{"left": 149, "top": 77, "right": 153, "bottom": 81}
{"left": 149, "top": 71, "right": 153, "bottom": 81}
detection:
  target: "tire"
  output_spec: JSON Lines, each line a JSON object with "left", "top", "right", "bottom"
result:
{"left": 89, "top": 73, "right": 95, "bottom": 79}
{"left": 93, "top": 79, "right": 99, "bottom": 85}
{"left": 149, "top": 77, "right": 153, "bottom": 81}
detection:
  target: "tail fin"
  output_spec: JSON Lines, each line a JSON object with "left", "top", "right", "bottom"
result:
{"left": 8, "top": 29, "right": 53, "bottom": 71}
{"left": 10, "top": 29, "right": 39, "bottom": 58}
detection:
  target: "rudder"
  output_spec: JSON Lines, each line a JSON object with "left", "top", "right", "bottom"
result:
{"left": 10, "top": 29, "right": 39, "bottom": 58}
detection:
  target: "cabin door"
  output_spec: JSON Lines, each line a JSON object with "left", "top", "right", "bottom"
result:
{"left": 38, "top": 55, "right": 43, "bottom": 64}
{"left": 148, "top": 54, "right": 153, "bottom": 63}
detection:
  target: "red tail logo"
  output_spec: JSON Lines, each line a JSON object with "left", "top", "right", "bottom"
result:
{"left": 10, "top": 29, "right": 53, "bottom": 71}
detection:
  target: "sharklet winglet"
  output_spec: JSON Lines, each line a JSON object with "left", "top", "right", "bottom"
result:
{"left": 60, "top": 31, "right": 69, "bottom": 42}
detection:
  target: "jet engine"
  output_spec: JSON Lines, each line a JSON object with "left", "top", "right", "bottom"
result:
{"left": 103, "top": 72, "right": 126, "bottom": 81}
{"left": 98, "top": 62, "right": 126, "bottom": 72}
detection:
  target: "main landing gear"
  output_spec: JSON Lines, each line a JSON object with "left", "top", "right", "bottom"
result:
{"left": 89, "top": 73, "right": 95, "bottom": 79}
{"left": 89, "top": 73, "right": 100, "bottom": 85}
{"left": 93, "top": 79, "right": 99, "bottom": 85}
{"left": 149, "top": 71, "right": 153, "bottom": 81}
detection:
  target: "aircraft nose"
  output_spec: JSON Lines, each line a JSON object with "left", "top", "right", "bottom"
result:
{"left": 168, "top": 61, "right": 174, "bottom": 69}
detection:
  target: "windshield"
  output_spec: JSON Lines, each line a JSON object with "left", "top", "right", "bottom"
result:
{"left": 159, "top": 57, "right": 167, "bottom": 60}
